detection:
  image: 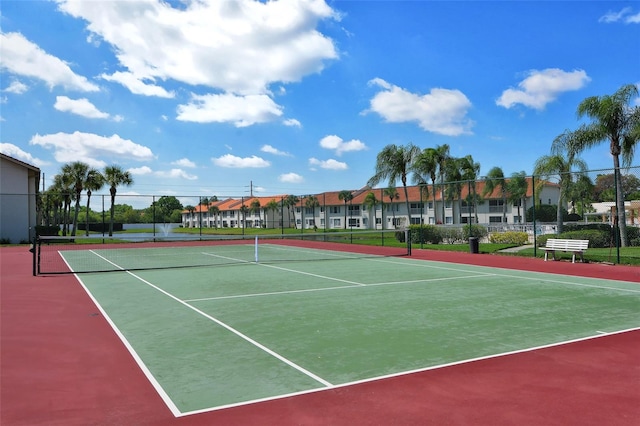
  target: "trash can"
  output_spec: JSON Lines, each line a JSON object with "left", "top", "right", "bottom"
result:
{"left": 469, "top": 237, "right": 479, "bottom": 254}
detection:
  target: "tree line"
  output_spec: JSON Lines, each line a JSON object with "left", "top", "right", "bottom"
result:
{"left": 367, "top": 84, "right": 639, "bottom": 246}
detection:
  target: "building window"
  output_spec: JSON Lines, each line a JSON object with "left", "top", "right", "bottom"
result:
{"left": 305, "top": 207, "right": 314, "bottom": 215}
{"left": 489, "top": 216, "right": 503, "bottom": 223}
{"left": 348, "top": 205, "right": 360, "bottom": 215}
{"left": 445, "top": 216, "right": 453, "bottom": 224}
{"left": 410, "top": 217, "right": 423, "bottom": 225}
{"left": 330, "top": 206, "right": 340, "bottom": 214}
{"left": 348, "top": 218, "right": 360, "bottom": 227}
{"left": 489, "top": 200, "right": 504, "bottom": 213}
{"left": 332, "top": 218, "right": 341, "bottom": 227}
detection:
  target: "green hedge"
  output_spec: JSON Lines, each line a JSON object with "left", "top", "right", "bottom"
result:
{"left": 396, "top": 224, "right": 488, "bottom": 244}
{"left": 489, "top": 231, "right": 529, "bottom": 245}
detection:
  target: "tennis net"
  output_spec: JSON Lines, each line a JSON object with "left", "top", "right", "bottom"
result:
{"left": 34, "top": 230, "right": 410, "bottom": 275}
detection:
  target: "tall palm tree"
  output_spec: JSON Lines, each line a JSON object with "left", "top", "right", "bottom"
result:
{"left": 283, "top": 195, "right": 299, "bottom": 228}
{"left": 506, "top": 171, "right": 528, "bottom": 224}
{"left": 367, "top": 143, "right": 421, "bottom": 229}
{"left": 534, "top": 150, "right": 587, "bottom": 234}
{"left": 304, "top": 195, "right": 320, "bottom": 229}
{"left": 434, "top": 144, "right": 451, "bottom": 222}
{"left": 363, "top": 191, "right": 379, "bottom": 229}
{"left": 52, "top": 172, "right": 73, "bottom": 236}
{"left": 482, "top": 166, "right": 507, "bottom": 224}
{"left": 265, "top": 199, "right": 280, "bottom": 229}
{"left": 557, "top": 84, "right": 640, "bottom": 246}
{"left": 185, "top": 205, "right": 195, "bottom": 227}
{"left": 338, "top": 190, "right": 353, "bottom": 229}
{"left": 62, "top": 161, "right": 93, "bottom": 237}
{"left": 83, "top": 168, "right": 104, "bottom": 236}
{"left": 104, "top": 165, "right": 133, "bottom": 236}
{"left": 443, "top": 156, "right": 464, "bottom": 222}
{"left": 459, "top": 155, "right": 481, "bottom": 223}
{"left": 384, "top": 186, "right": 399, "bottom": 229}
{"left": 413, "top": 147, "right": 439, "bottom": 222}
{"left": 250, "top": 199, "right": 262, "bottom": 228}
{"left": 208, "top": 205, "right": 220, "bottom": 229}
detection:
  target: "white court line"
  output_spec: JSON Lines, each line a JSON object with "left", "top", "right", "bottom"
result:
{"left": 62, "top": 251, "right": 181, "bottom": 417}
{"left": 178, "top": 326, "right": 640, "bottom": 417}
{"left": 87, "top": 250, "right": 334, "bottom": 391}
{"left": 184, "top": 273, "right": 494, "bottom": 303}
{"left": 201, "top": 251, "right": 366, "bottom": 286}
{"left": 365, "top": 256, "right": 640, "bottom": 293}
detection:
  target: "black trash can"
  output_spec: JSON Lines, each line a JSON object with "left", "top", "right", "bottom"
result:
{"left": 469, "top": 237, "right": 479, "bottom": 254}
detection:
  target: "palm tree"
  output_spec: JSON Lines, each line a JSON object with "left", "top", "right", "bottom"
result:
{"left": 52, "top": 172, "right": 73, "bottom": 236}
{"left": 250, "top": 199, "right": 262, "bottom": 228}
{"left": 434, "top": 144, "right": 451, "bottom": 222}
{"left": 283, "top": 195, "right": 299, "bottom": 228}
{"left": 265, "top": 199, "right": 280, "bottom": 229}
{"left": 413, "top": 147, "right": 439, "bottom": 222}
{"left": 482, "top": 166, "right": 507, "bottom": 224}
{"left": 367, "top": 143, "right": 421, "bottom": 229}
{"left": 557, "top": 84, "right": 640, "bottom": 246}
{"left": 534, "top": 150, "right": 587, "bottom": 234}
{"left": 185, "top": 205, "right": 196, "bottom": 227}
{"left": 506, "top": 171, "right": 528, "bottom": 224}
{"left": 338, "top": 190, "right": 353, "bottom": 229}
{"left": 363, "top": 191, "right": 379, "bottom": 229}
{"left": 83, "top": 168, "right": 104, "bottom": 236}
{"left": 104, "top": 165, "right": 133, "bottom": 236}
{"left": 384, "top": 186, "right": 399, "bottom": 229}
{"left": 239, "top": 204, "right": 249, "bottom": 228}
{"left": 443, "top": 156, "right": 464, "bottom": 222}
{"left": 459, "top": 155, "right": 481, "bottom": 223}
{"left": 208, "top": 205, "right": 220, "bottom": 229}
{"left": 304, "top": 195, "right": 320, "bottom": 230}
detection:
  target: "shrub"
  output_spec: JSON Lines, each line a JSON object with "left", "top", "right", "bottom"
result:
{"left": 489, "top": 231, "right": 528, "bottom": 245}
{"left": 463, "top": 224, "right": 488, "bottom": 240}
{"left": 405, "top": 225, "right": 443, "bottom": 244}
{"left": 559, "top": 230, "right": 609, "bottom": 248}
{"left": 527, "top": 204, "right": 568, "bottom": 222}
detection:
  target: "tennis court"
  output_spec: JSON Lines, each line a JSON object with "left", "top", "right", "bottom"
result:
{"left": 47, "top": 238, "right": 640, "bottom": 418}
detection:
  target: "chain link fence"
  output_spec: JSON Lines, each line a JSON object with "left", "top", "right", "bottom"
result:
{"left": 3, "top": 166, "right": 638, "bottom": 263}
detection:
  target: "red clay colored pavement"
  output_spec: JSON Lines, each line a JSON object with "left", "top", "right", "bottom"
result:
{"left": 1, "top": 245, "right": 639, "bottom": 425}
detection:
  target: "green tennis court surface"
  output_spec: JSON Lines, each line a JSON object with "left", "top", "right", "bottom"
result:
{"left": 63, "top": 243, "right": 640, "bottom": 417}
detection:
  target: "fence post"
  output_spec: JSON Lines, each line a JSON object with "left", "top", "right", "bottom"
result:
{"left": 532, "top": 175, "right": 537, "bottom": 259}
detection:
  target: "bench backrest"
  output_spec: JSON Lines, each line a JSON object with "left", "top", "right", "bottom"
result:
{"left": 545, "top": 239, "right": 589, "bottom": 250}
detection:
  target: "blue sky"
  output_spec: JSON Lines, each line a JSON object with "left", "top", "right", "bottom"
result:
{"left": 1, "top": 0, "right": 639, "bottom": 203}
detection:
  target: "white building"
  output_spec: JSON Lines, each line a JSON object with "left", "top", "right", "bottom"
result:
{"left": 0, "top": 153, "right": 41, "bottom": 243}
{"left": 182, "top": 178, "right": 563, "bottom": 231}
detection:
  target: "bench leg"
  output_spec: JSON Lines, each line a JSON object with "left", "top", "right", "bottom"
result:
{"left": 572, "top": 253, "right": 576, "bottom": 263}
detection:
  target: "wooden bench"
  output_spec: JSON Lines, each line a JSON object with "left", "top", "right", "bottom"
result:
{"left": 543, "top": 239, "right": 589, "bottom": 263}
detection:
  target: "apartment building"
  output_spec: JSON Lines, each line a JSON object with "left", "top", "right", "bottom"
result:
{"left": 182, "top": 178, "right": 562, "bottom": 230}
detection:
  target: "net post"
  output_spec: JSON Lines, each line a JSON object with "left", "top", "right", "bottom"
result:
{"left": 31, "top": 236, "right": 37, "bottom": 276}
{"left": 255, "top": 236, "right": 259, "bottom": 263}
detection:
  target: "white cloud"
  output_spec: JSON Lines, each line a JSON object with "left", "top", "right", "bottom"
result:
{"left": 367, "top": 78, "right": 473, "bottom": 136}
{"left": 279, "top": 172, "right": 304, "bottom": 183}
{"left": 599, "top": 7, "right": 640, "bottom": 24}
{"left": 0, "top": 32, "right": 99, "bottom": 92}
{"left": 57, "top": 0, "right": 338, "bottom": 95}
{"left": 212, "top": 154, "right": 270, "bottom": 168}
{"left": 283, "top": 118, "right": 302, "bottom": 127}
{"left": 101, "top": 71, "right": 174, "bottom": 98}
{"left": 156, "top": 168, "right": 198, "bottom": 180}
{"left": 172, "top": 158, "right": 197, "bottom": 168}
{"left": 0, "top": 143, "right": 49, "bottom": 167}
{"left": 54, "top": 96, "right": 110, "bottom": 119}
{"left": 177, "top": 93, "right": 283, "bottom": 126}
{"left": 319, "top": 134, "right": 367, "bottom": 156}
{"left": 261, "top": 144, "right": 292, "bottom": 156}
{"left": 497, "top": 68, "right": 591, "bottom": 110}
{"left": 3, "top": 80, "right": 29, "bottom": 94}
{"left": 128, "top": 166, "right": 153, "bottom": 175}
{"left": 309, "top": 157, "right": 347, "bottom": 170}
{"left": 30, "top": 131, "right": 154, "bottom": 168}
